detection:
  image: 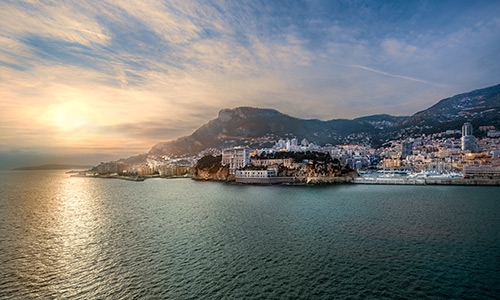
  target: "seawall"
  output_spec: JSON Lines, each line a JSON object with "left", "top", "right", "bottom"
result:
{"left": 234, "top": 176, "right": 356, "bottom": 185}
{"left": 353, "top": 177, "right": 500, "bottom": 186}
{"left": 235, "top": 177, "right": 297, "bottom": 184}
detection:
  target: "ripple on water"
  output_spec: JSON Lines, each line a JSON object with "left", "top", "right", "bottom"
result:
{"left": 1, "top": 173, "right": 499, "bottom": 299}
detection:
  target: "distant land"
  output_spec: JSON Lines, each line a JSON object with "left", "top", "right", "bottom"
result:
{"left": 13, "top": 164, "right": 93, "bottom": 171}
{"left": 89, "top": 82, "right": 500, "bottom": 186}
{"left": 148, "top": 83, "right": 500, "bottom": 158}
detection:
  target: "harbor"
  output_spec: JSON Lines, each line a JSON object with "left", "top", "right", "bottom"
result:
{"left": 352, "top": 176, "right": 500, "bottom": 186}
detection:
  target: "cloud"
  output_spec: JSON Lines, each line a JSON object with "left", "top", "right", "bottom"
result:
{"left": 0, "top": 1, "right": 109, "bottom": 46}
{"left": 1, "top": 0, "right": 499, "bottom": 160}
{"left": 342, "top": 64, "right": 445, "bottom": 87}
{"left": 103, "top": 0, "right": 203, "bottom": 44}
{"left": 381, "top": 38, "right": 420, "bottom": 60}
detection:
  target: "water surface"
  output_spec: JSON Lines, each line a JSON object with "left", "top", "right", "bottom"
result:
{"left": 1, "top": 171, "right": 499, "bottom": 299}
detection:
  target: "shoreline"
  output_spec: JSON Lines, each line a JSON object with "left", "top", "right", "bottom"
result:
{"left": 70, "top": 173, "right": 193, "bottom": 182}
{"left": 352, "top": 176, "right": 500, "bottom": 186}
{"left": 71, "top": 173, "right": 500, "bottom": 186}
{"left": 231, "top": 176, "right": 500, "bottom": 186}
{"left": 71, "top": 174, "right": 146, "bottom": 181}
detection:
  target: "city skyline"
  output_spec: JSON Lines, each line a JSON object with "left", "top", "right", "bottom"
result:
{"left": 1, "top": 0, "right": 500, "bottom": 168}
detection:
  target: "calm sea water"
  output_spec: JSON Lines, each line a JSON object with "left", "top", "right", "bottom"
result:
{"left": 0, "top": 170, "right": 499, "bottom": 299}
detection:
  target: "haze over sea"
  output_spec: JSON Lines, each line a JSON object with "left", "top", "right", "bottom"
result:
{"left": 1, "top": 170, "right": 499, "bottom": 299}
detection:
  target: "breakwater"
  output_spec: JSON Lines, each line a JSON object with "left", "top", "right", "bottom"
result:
{"left": 236, "top": 175, "right": 500, "bottom": 186}
{"left": 235, "top": 176, "right": 296, "bottom": 184}
{"left": 70, "top": 174, "right": 145, "bottom": 181}
{"left": 353, "top": 176, "right": 500, "bottom": 186}
{"left": 235, "top": 176, "right": 354, "bottom": 185}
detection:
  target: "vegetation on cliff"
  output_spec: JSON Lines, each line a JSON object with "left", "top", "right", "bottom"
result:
{"left": 193, "top": 155, "right": 231, "bottom": 181}
{"left": 196, "top": 155, "right": 222, "bottom": 172}
{"left": 257, "top": 150, "right": 334, "bottom": 163}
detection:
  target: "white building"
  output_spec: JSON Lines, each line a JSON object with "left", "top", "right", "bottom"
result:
{"left": 463, "top": 165, "right": 500, "bottom": 178}
{"left": 487, "top": 130, "right": 500, "bottom": 138}
{"left": 251, "top": 157, "right": 295, "bottom": 168}
{"left": 461, "top": 122, "right": 476, "bottom": 151}
{"left": 462, "top": 122, "right": 473, "bottom": 136}
{"left": 235, "top": 168, "right": 278, "bottom": 178}
{"left": 222, "top": 147, "right": 250, "bottom": 174}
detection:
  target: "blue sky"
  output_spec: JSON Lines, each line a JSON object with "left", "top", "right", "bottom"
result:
{"left": 1, "top": 0, "right": 499, "bottom": 168}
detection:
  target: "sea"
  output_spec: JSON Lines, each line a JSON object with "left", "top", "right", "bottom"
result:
{"left": 0, "top": 170, "right": 499, "bottom": 299}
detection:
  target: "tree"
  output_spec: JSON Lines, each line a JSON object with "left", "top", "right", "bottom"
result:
{"left": 196, "top": 155, "right": 222, "bottom": 169}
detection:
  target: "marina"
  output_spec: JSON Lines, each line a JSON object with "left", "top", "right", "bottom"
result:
{"left": 353, "top": 176, "right": 500, "bottom": 186}
{"left": 353, "top": 170, "right": 500, "bottom": 186}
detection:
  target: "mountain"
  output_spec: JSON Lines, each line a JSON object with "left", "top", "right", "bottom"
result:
{"left": 400, "top": 84, "right": 500, "bottom": 135}
{"left": 149, "top": 83, "right": 500, "bottom": 158}
{"left": 149, "top": 107, "right": 384, "bottom": 157}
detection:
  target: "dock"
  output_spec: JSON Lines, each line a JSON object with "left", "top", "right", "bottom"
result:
{"left": 352, "top": 176, "right": 500, "bottom": 186}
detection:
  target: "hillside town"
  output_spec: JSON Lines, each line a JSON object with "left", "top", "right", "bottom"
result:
{"left": 88, "top": 122, "right": 500, "bottom": 185}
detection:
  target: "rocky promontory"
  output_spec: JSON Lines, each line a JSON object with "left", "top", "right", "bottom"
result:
{"left": 192, "top": 155, "right": 233, "bottom": 181}
{"left": 193, "top": 152, "right": 357, "bottom": 185}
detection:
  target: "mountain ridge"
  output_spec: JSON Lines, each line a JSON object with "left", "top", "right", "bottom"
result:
{"left": 150, "top": 83, "right": 500, "bottom": 158}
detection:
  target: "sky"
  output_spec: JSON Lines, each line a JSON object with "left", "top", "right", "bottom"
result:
{"left": 1, "top": 0, "right": 500, "bottom": 168}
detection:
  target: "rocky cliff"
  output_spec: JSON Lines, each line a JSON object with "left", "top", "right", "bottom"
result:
{"left": 192, "top": 166, "right": 232, "bottom": 181}
{"left": 191, "top": 154, "right": 232, "bottom": 181}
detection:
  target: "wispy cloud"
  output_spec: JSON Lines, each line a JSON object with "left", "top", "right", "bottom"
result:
{"left": 342, "top": 64, "right": 446, "bottom": 87}
{"left": 0, "top": 2, "right": 110, "bottom": 46}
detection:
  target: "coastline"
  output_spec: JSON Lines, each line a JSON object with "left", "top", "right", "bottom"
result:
{"left": 70, "top": 173, "right": 193, "bottom": 182}
{"left": 352, "top": 176, "right": 500, "bottom": 186}
{"left": 70, "top": 172, "right": 500, "bottom": 186}
{"left": 229, "top": 175, "right": 500, "bottom": 186}
{"left": 70, "top": 174, "right": 146, "bottom": 181}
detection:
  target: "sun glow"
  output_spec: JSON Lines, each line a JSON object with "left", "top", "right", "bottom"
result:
{"left": 44, "top": 99, "right": 93, "bottom": 131}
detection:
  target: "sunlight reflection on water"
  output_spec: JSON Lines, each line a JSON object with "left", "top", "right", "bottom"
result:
{"left": 52, "top": 177, "right": 101, "bottom": 298}
{"left": 1, "top": 171, "right": 499, "bottom": 299}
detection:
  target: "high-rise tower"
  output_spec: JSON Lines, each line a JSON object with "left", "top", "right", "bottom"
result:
{"left": 461, "top": 122, "right": 475, "bottom": 151}
{"left": 462, "top": 122, "right": 473, "bottom": 137}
